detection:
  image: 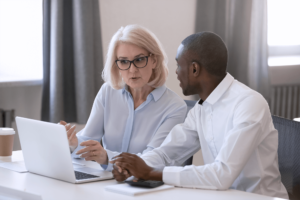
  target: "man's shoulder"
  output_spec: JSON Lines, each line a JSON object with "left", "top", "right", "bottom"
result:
{"left": 228, "top": 80, "right": 268, "bottom": 110}
{"left": 231, "top": 80, "right": 265, "bottom": 99}
{"left": 226, "top": 82, "right": 270, "bottom": 121}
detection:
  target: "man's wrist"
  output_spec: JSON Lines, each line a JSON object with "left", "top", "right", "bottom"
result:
{"left": 147, "top": 168, "right": 163, "bottom": 181}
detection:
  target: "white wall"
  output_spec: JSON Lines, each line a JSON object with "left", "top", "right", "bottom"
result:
{"left": 99, "top": 1, "right": 203, "bottom": 166}
{"left": 0, "top": 1, "right": 204, "bottom": 165}
{"left": 99, "top": 0, "right": 197, "bottom": 99}
{"left": 0, "top": 84, "right": 42, "bottom": 150}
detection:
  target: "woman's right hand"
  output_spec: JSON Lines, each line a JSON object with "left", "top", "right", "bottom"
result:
{"left": 59, "top": 120, "right": 78, "bottom": 150}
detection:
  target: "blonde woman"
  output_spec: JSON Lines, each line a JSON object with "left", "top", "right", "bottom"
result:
{"left": 61, "top": 25, "right": 187, "bottom": 171}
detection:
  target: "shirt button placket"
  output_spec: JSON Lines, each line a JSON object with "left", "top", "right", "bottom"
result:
{"left": 207, "top": 105, "right": 214, "bottom": 152}
{"left": 210, "top": 106, "right": 218, "bottom": 157}
{"left": 206, "top": 105, "right": 213, "bottom": 142}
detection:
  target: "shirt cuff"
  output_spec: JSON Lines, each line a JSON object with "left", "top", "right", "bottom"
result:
{"left": 70, "top": 145, "right": 77, "bottom": 153}
{"left": 101, "top": 149, "right": 121, "bottom": 171}
{"left": 163, "top": 166, "right": 182, "bottom": 186}
{"left": 71, "top": 136, "right": 85, "bottom": 159}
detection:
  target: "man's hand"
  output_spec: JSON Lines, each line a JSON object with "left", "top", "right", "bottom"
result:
{"left": 112, "top": 164, "right": 131, "bottom": 182}
{"left": 76, "top": 140, "right": 108, "bottom": 165}
{"left": 110, "top": 152, "right": 163, "bottom": 181}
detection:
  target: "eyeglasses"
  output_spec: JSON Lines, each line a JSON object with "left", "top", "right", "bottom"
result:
{"left": 115, "top": 54, "right": 152, "bottom": 70}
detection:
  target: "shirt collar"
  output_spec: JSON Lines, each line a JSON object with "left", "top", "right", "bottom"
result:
{"left": 204, "top": 73, "right": 234, "bottom": 105}
{"left": 122, "top": 84, "right": 167, "bottom": 102}
{"left": 151, "top": 85, "right": 167, "bottom": 101}
{"left": 122, "top": 84, "right": 129, "bottom": 94}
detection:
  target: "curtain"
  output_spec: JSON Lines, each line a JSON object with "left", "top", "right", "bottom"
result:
{"left": 42, "top": 0, "right": 104, "bottom": 124}
{"left": 195, "top": 0, "right": 269, "bottom": 102}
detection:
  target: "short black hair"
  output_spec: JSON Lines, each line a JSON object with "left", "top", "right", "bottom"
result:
{"left": 181, "top": 31, "right": 228, "bottom": 77}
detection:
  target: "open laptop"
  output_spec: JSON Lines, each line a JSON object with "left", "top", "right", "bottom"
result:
{"left": 15, "top": 116, "right": 113, "bottom": 184}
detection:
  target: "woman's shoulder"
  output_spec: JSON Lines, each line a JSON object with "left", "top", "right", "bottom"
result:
{"left": 153, "top": 86, "right": 187, "bottom": 117}
{"left": 159, "top": 86, "right": 186, "bottom": 107}
{"left": 95, "top": 82, "right": 124, "bottom": 100}
{"left": 98, "top": 82, "right": 122, "bottom": 94}
{"left": 99, "top": 82, "right": 113, "bottom": 91}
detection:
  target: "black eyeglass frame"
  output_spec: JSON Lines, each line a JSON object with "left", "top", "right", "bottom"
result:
{"left": 115, "top": 54, "right": 153, "bottom": 70}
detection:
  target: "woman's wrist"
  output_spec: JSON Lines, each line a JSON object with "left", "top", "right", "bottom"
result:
{"left": 98, "top": 150, "right": 109, "bottom": 165}
{"left": 104, "top": 151, "right": 109, "bottom": 165}
{"left": 70, "top": 138, "right": 78, "bottom": 152}
{"left": 69, "top": 145, "right": 78, "bottom": 153}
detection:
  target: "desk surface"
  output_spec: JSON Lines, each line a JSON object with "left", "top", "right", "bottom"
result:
{"left": 0, "top": 151, "right": 285, "bottom": 200}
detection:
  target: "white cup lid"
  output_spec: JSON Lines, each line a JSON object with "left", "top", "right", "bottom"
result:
{"left": 0, "top": 128, "right": 15, "bottom": 135}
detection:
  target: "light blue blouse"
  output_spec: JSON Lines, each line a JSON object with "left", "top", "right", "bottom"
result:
{"left": 71, "top": 83, "right": 187, "bottom": 171}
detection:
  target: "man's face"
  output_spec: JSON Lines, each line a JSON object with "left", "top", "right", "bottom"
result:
{"left": 176, "top": 44, "right": 192, "bottom": 96}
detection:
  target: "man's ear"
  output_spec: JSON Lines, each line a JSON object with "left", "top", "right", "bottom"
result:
{"left": 191, "top": 62, "right": 200, "bottom": 77}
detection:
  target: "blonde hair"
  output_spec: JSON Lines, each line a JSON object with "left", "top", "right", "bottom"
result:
{"left": 102, "top": 25, "right": 169, "bottom": 89}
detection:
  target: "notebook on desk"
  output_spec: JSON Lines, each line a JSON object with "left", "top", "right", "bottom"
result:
{"left": 105, "top": 183, "right": 174, "bottom": 196}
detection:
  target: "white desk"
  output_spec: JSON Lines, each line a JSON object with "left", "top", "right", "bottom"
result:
{"left": 0, "top": 151, "right": 286, "bottom": 200}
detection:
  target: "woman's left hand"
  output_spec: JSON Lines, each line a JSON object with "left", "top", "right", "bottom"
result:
{"left": 76, "top": 140, "right": 108, "bottom": 165}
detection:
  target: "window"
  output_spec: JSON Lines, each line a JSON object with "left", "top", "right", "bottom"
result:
{"left": 0, "top": 0, "right": 43, "bottom": 83}
{"left": 268, "top": 0, "right": 300, "bottom": 66}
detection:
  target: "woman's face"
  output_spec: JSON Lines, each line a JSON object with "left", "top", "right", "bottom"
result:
{"left": 116, "top": 43, "right": 156, "bottom": 90}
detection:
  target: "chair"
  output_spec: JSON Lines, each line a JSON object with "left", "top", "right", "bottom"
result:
{"left": 0, "top": 109, "right": 14, "bottom": 127}
{"left": 183, "top": 100, "right": 198, "bottom": 166}
{"left": 272, "top": 115, "right": 300, "bottom": 200}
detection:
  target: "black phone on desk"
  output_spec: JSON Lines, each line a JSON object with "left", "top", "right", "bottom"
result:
{"left": 124, "top": 179, "right": 164, "bottom": 188}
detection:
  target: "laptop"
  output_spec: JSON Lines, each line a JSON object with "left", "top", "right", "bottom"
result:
{"left": 15, "top": 116, "right": 113, "bottom": 184}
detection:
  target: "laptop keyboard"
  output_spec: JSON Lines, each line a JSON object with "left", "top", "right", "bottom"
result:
{"left": 74, "top": 171, "right": 99, "bottom": 180}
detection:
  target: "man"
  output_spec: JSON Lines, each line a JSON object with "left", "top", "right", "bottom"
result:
{"left": 110, "top": 32, "right": 288, "bottom": 199}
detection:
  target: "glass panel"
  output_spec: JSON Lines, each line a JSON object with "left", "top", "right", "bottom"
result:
{"left": 268, "top": 0, "right": 300, "bottom": 46}
{"left": 0, "top": 0, "right": 43, "bottom": 82}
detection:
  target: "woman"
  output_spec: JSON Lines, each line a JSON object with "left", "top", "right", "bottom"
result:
{"left": 61, "top": 25, "right": 187, "bottom": 171}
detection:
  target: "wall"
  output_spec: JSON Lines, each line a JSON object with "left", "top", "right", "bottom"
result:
{"left": 0, "top": 1, "right": 203, "bottom": 164}
{"left": 0, "top": 0, "right": 197, "bottom": 149}
{"left": 0, "top": 84, "right": 42, "bottom": 150}
{"left": 99, "top": 0, "right": 197, "bottom": 99}
{"left": 270, "top": 65, "right": 300, "bottom": 86}
{"left": 99, "top": 0, "right": 204, "bottom": 165}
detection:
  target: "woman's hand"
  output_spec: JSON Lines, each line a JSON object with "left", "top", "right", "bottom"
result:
{"left": 59, "top": 121, "right": 78, "bottom": 149}
{"left": 76, "top": 140, "right": 108, "bottom": 165}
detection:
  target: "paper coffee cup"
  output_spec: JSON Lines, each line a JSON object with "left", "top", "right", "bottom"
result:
{"left": 0, "top": 128, "right": 15, "bottom": 157}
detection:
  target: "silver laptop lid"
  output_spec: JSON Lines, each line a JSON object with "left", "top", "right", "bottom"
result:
{"left": 16, "top": 117, "right": 76, "bottom": 183}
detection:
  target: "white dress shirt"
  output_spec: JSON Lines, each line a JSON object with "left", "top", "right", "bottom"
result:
{"left": 71, "top": 83, "right": 187, "bottom": 171}
{"left": 141, "top": 73, "right": 288, "bottom": 199}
